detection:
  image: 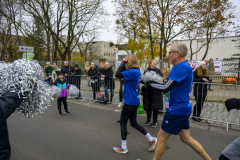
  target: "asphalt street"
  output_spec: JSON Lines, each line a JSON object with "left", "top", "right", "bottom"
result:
{"left": 7, "top": 100, "right": 239, "bottom": 160}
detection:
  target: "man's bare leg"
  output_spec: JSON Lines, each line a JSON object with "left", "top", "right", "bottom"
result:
{"left": 153, "top": 129, "right": 171, "bottom": 160}
{"left": 179, "top": 129, "right": 212, "bottom": 160}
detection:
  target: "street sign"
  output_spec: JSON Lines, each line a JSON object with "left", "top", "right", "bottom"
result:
{"left": 22, "top": 53, "right": 34, "bottom": 57}
{"left": 22, "top": 52, "right": 34, "bottom": 61}
{"left": 19, "top": 46, "right": 34, "bottom": 52}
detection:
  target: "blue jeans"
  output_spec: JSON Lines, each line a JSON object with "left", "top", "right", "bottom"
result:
{"left": 208, "top": 80, "right": 212, "bottom": 90}
{"left": 104, "top": 87, "right": 114, "bottom": 95}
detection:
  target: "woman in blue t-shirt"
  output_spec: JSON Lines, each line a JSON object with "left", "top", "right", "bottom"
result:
{"left": 113, "top": 55, "right": 157, "bottom": 154}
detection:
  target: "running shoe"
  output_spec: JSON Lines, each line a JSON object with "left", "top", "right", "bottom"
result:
{"left": 145, "top": 120, "right": 151, "bottom": 126}
{"left": 58, "top": 111, "right": 62, "bottom": 116}
{"left": 149, "top": 137, "right": 157, "bottom": 152}
{"left": 113, "top": 146, "right": 128, "bottom": 154}
{"left": 152, "top": 123, "right": 157, "bottom": 128}
{"left": 64, "top": 111, "right": 70, "bottom": 115}
{"left": 116, "top": 120, "right": 121, "bottom": 124}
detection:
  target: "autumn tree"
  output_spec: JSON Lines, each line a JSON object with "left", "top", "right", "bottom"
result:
{"left": 186, "top": 0, "right": 236, "bottom": 60}
{"left": 0, "top": 0, "right": 13, "bottom": 61}
{"left": 114, "top": 0, "right": 202, "bottom": 60}
{"left": 2, "top": 0, "right": 108, "bottom": 61}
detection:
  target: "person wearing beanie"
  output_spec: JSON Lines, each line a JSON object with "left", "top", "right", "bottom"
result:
{"left": 73, "top": 64, "right": 82, "bottom": 99}
{"left": 45, "top": 62, "right": 54, "bottom": 76}
{"left": 192, "top": 61, "right": 209, "bottom": 122}
{"left": 44, "top": 62, "right": 54, "bottom": 85}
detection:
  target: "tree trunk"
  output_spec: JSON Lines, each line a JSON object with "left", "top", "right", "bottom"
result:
{"left": 146, "top": 2, "right": 154, "bottom": 59}
{"left": 46, "top": 29, "right": 51, "bottom": 61}
{"left": 190, "top": 40, "right": 193, "bottom": 60}
{"left": 163, "top": 39, "right": 167, "bottom": 58}
{"left": 202, "top": 28, "right": 210, "bottom": 60}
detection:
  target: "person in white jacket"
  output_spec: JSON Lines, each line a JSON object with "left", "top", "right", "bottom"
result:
{"left": 52, "top": 64, "right": 61, "bottom": 81}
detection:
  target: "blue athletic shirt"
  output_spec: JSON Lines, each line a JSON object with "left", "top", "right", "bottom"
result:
{"left": 167, "top": 61, "right": 193, "bottom": 116}
{"left": 122, "top": 68, "right": 141, "bottom": 105}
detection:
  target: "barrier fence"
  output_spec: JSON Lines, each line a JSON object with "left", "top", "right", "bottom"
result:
{"left": 51, "top": 75, "right": 240, "bottom": 131}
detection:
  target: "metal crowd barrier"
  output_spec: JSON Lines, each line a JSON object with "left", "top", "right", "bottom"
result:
{"left": 60, "top": 75, "right": 240, "bottom": 131}
{"left": 189, "top": 82, "right": 240, "bottom": 131}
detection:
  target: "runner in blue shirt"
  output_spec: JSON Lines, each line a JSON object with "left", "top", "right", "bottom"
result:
{"left": 113, "top": 55, "right": 157, "bottom": 154}
{"left": 149, "top": 43, "right": 211, "bottom": 160}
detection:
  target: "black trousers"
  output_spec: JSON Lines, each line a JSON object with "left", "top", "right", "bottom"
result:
{"left": 193, "top": 95, "right": 206, "bottom": 117}
{"left": 92, "top": 85, "right": 100, "bottom": 100}
{"left": 57, "top": 97, "right": 68, "bottom": 112}
{"left": 120, "top": 104, "right": 147, "bottom": 140}
{"left": 119, "top": 80, "right": 124, "bottom": 102}
{"left": 147, "top": 109, "right": 158, "bottom": 123}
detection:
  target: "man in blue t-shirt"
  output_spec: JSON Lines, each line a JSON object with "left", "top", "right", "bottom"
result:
{"left": 149, "top": 44, "right": 211, "bottom": 160}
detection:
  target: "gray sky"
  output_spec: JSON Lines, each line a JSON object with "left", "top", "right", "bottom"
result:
{"left": 97, "top": 0, "right": 240, "bottom": 43}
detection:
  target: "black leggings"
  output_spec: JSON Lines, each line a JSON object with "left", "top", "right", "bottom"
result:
{"left": 119, "top": 80, "right": 124, "bottom": 102}
{"left": 193, "top": 96, "right": 206, "bottom": 117}
{"left": 120, "top": 104, "right": 147, "bottom": 140}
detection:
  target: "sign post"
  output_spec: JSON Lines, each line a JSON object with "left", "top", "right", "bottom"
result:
{"left": 19, "top": 46, "right": 34, "bottom": 61}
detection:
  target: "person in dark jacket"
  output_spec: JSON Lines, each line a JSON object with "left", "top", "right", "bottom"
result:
{"left": 192, "top": 61, "right": 209, "bottom": 122}
{"left": 225, "top": 98, "right": 240, "bottom": 111}
{"left": 101, "top": 62, "right": 115, "bottom": 103}
{"left": 142, "top": 59, "right": 163, "bottom": 128}
{"left": 61, "top": 61, "right": 75, "bottom": 83}
{"left": 73, "top": 64, "right": 82, "bottom": 99}
{"left": 45, "top": 62, "right": 54, "bottom": 76}
{"left": 88, "top": 62, "right": 101, "bottom": 100}
{"left": 44, "top": 62, "right": 54, "bottom": 85}
{"left": 0, "top": 91, "right": 24, "bottom": 160}
{"left": 53, "top": 72, "right": 71, "bottom": 116}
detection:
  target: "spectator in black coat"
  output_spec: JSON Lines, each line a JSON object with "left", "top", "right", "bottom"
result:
{"left": 192, "top": 61, "right": 209, "bottom": 122}
{"left": 88, "top": 62, "right": 101, "bottom": 100}
{"left": 101, "top": 62, "right": 115, "bottom": 103}
{"left": 141, "top": 59, "right": 163, "bottom": 128}
{"left": 61, "top": 61, "right": 75, "bottom": 83}
{"left": 74, "top": 64, "right": 82, "bottom": 99}
{"left": 0, "top": 91, "right": 23, "bottom": 160}
{"left": 225, "top": 98, "right": 240, "bottom": 111}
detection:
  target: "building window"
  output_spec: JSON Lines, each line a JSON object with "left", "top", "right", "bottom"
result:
{"left": 104, "top": 45, "right": 105, "bottom": 49}
{"left": 5, "top": 53, "right": 7, "bottom": 59}
{"left": 111, "top": 53, "right": 112, "bottom": 57}
{"left": 104, "top": 52, "right": 105, "bottom": 56}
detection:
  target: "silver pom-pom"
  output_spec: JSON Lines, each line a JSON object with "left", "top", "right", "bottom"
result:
{"left": 142, "top": 71, "right": 164, "bottom": 84}
{"left": 68, "top": 85, "right": 79, "bottom": 98}
{"left": 0, "top": 59, "right": 59, "bottom": 117}
{"left": 51, "top": 86, "right": 61, "bottom": 98}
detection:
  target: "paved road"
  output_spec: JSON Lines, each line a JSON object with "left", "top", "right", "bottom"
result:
{"left": 7, "top": 100, "right": 239, "bottom": 160}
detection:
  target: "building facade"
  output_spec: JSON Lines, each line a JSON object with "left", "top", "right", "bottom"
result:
{"left": 169, "top": 36, "right": 240, "bottom": 61}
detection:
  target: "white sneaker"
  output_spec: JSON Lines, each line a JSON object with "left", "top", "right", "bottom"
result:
{"left": 118, "top": 102, "right": 123, "bottom": 108}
